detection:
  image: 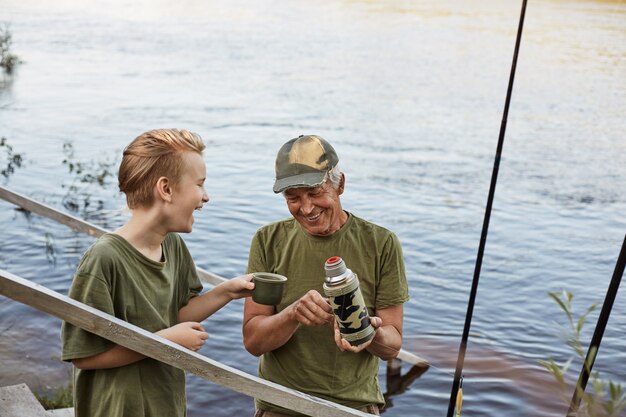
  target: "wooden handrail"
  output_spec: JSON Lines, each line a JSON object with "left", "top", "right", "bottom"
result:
{"left": 0, "top": 269, "right": 372, "bottom": 417}
{"left": 0, "top": 185, "right": 223, "bottom": 286}
{"left": 0, "top": 185, "right": 429, "bottom": 369}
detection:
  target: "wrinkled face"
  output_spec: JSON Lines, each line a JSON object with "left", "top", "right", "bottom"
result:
{"left": 170, "top": 151, "right": 209, "bottom": 233}
{"left": 283, "top": 179, "right": 346, "bottom": 237}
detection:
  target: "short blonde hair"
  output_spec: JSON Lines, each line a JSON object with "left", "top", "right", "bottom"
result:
{"left": 118, "top": 128, "right": 205, "bottom": 209}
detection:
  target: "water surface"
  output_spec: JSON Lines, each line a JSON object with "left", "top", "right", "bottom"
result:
{"left": 1, "top": 1, "right": 625, "bottom": 416}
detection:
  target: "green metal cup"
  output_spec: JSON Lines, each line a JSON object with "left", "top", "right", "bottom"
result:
{"left": 252, "top": 272, "right": 287, "bottom": 305}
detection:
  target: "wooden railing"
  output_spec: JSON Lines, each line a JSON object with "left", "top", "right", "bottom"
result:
{"left": 0, "top": 185, "right": 427, "bottom": 366}
{"left": 0, "top": 186, "right": 224, "bottom": 286}
{"left": 0, "top": 184, "right": 429, "bottom": 415}
{"left": 0, "top": 269, "right": 372, "bottom": 417}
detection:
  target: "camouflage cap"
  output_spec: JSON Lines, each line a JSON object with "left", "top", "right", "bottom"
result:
{"left": 273, "top": 135, "right": 339, "bottom": 193}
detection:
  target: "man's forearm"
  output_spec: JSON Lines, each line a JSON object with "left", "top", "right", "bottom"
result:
{"left": 366, "top": 324, "right": 402, "bottom": 360}
{"left": 243, "top": 306, "right": 301, "bottom": 356}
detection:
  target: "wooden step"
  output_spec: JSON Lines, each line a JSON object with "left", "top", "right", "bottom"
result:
{"left": 0, "top": 383, "right": 48, "bottom": 417}
{"left": 0, "top": 383, "right": 74, "bottom": 417}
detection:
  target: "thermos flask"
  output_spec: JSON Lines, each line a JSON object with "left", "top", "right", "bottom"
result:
{"left": 323, "top": 256, "right": 375, "bottom": 346}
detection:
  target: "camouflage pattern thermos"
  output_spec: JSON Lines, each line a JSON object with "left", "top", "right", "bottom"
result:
{"left": 323, "top": 256, "right": 375, "bottom": 346}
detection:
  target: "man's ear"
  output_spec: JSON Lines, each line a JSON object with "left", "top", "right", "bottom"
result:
{"left": 155, "top": 176, "right": 173, "bottom": 202}
{"left": 337, "top": 173, "right": 345, "bottom": 195}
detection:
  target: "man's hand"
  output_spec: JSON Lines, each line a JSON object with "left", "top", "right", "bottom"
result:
{"left": 333, "top": 316, "right": 382, "bottom": 353}
{"left": 290, "top": 290, "right": 334, "bottom": 326}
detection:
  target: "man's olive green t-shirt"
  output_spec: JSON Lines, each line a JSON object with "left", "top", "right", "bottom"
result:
{"left": 247, "top": 213, "right": 409, "bottom": 416}
{"left": 61, "top": 233, "right": 202, "bottom": 417}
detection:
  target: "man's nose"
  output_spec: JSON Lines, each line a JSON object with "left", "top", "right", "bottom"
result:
{"left": 300, "top": 196, "right": 314, "bottom": 214}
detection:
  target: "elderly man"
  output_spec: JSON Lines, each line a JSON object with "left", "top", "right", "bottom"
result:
{"left": 243, "top": 135, "right": 409, "bottom": 417}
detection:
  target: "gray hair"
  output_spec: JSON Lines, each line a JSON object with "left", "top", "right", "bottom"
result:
{"left": 324, "top": 165, "right": 343, "bottom": 188}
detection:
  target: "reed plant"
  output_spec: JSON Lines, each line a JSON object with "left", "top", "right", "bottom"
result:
{"left": 540, "top": 290, "right": 626, "bottom": 417}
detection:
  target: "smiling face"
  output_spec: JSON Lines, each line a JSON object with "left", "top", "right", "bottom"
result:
{"left": 169, "top": 151, "right": 209, "bottom": 233}
{"left": 283, "top": 177, "right": 347, "bottom": 237}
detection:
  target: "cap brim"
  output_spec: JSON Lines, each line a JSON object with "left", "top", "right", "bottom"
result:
{"left": 273, "top": 172, "right": 326, "bottom": 193}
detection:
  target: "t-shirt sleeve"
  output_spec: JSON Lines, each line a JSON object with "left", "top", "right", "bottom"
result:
{"left": 246, "top": 229, "right": 268, "bottom": 274}
{"left": 375, "top": 232, "right": 410, "bottom": 309}
{"left": 171, "top": 233, "right": 203, "bottom": 309}
{"left": 61, "top": 270, "right": 116, "bottom": 361}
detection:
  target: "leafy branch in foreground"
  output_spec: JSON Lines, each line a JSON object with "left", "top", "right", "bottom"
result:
{"left": 540, "top": 291, "right": 626, "bottom": 417}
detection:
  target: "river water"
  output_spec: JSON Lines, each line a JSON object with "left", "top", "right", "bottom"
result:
{"left": 1, "top": 1, "right": 625, "bottom": 416}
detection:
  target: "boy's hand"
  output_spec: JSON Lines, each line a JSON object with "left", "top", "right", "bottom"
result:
{"left": 224, "top": 273, "right": 255, "bottom": 300}
{"left": 157, "top": 322, "right": 208, "bottom": 352}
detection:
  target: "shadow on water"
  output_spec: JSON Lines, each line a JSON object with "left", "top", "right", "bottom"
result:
{"left": 397, "top": 335, "right": 580, "bottom": 416}
{"left": 383, "top": 361, "right": 430, "bottom": 413}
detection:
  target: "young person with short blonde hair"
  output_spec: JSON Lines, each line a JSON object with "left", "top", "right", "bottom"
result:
{"left": 62, "top": 128, "right": 254, "bottom": 417}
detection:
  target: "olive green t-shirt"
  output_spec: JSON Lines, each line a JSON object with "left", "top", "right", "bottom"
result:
{"left": 61, "top": 233, "right": 202, "bottom": 417}
{"left": 247, "top": 212, "right": 409, "bottom": 416}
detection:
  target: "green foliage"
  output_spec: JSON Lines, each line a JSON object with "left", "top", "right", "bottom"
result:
{"left": 34, "top": 359, "right": 74, "bottom": 410}
{"left": 0, "top": 137, "right": 24, "bottom": 179}
{"left": 61, "top": 141, "right": 117, "bottom": 213}
{"left": 34, "top": 383, "right": 73, "bottom": 410}
{"left": 540, "top": 290, "right": 626, "bottom": 417}
{"left": 0, "top": 24, "right": 20, "bottom": 74}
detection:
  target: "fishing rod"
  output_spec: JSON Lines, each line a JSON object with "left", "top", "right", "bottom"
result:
{"left": 446, "top": 0, "right": 529, "bottom": 416}
{"left": 566, "top": 234, "right": 626, "bottom": 417}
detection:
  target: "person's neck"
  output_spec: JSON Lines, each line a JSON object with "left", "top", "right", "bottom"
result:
{"left": 114, "top": 208, "right": 167, "bottom": 262}
{"left": 321, "top": 210, "right": 349, "bottom": 236}
{"left": 339, "top": 209, "right": 349, "bottom": 227}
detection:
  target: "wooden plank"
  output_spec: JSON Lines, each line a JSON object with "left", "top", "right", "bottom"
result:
{"left": 0, "top": 186, "right": 107, "bottom": 238}
{"left": 0, "top": 383, "right": 48, "bottom": 417}
{"left": 397, "top": 348, "right": 429, "bottom": 368}
{"left": 0, "top": 269, "right": 372, "bottom": 417}
{"left": 0, "top": 185, "right": 428, "bottom": 366}
{"left": 0, "top": 185, "right": 224, "bottom": 286}
{"left": 46, "top": 408, "right": 74, "bottom": 417}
